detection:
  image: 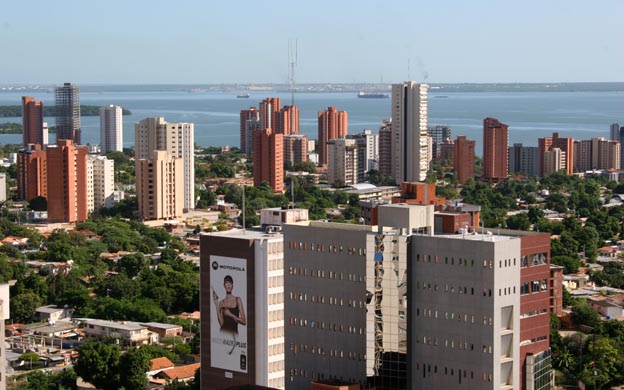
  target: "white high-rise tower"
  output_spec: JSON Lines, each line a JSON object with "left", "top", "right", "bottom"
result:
{"left": 100, "top": 105, "right": 123, "bottom": 154}
{"left": 391, "top": 82, "right": 429, "bottom": 183}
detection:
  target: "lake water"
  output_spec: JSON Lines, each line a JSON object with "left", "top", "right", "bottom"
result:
{"left": 0, "top": 89, "right": 622, "bottom": 156}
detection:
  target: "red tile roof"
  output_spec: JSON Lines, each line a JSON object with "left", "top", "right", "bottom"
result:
{"left": 159, "top": 363, "right": 200, "bottom": 381}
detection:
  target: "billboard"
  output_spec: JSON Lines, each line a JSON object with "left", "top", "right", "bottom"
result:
{"left": 210, "top": 255, "right": 248, "bottom": 373}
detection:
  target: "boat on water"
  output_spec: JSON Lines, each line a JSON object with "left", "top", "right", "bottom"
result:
{"left": 237, "top": 93, "right": 251, "bottom": 98}
{"left": 357, "top": 91, "right": 389, "bottom": 99}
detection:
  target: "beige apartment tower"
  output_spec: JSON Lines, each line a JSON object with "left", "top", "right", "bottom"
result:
{"left": 135, "top": 117, "right": 195, "bottom": 210}
{"left": 136, "top": 150, "right": 183, "bottom": 221}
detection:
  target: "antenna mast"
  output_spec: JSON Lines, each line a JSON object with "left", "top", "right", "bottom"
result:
{"left": 289, "top": 40, "right": 298, "bottom": 106}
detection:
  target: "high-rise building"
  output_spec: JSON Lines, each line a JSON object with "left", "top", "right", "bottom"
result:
{"left": 327, "top": 138, "right": 358, "bottom": 186}
{"left": 391, "top": 82, "right": 429, "bottom": 183}
{"left": 508, "top": 144, "right": 539, "bottom": 177}
{"left": 253, "top": 128, "right": 284, "bottom": 192}
{"left": 260, "top": 98, "right": 282, "bottom": 132}
{"left": 348, "top": 129, "right": 379, "bottom": 182}
{"left": 240, "top": 107, "right": 260, "bottom": 155}
{"left": 284, "top": 134, "right": 308, "bottom": 166}
{"left": 610, "top": 123, "right": 620, "bottom": 141}
{"left": 453, "top": 135, "right": 475, "bottom": 185}
{"left": 482, "top": 118, "right": 508, "bottom": 181}
{"left": 542, "top": 148, "right": 566, "bottom": 176}
{"left": 55, "top": 82, "right": 81, "bottom": 144}
{"left": 100, "top": 105, "right": 123, "bottom": 154}
{"left": 136, "top": 150, "right": 184, "bottom": 221}
{"left": 17, "top": 144, "right": 47, "bottom": 201}
{"left": 87, "top": 155, "right": 115, "bottom": 212}
{"left": 46, "top": 139, "right": 89, "bottom": 223}
{"left": 537, "top": 133, "right": 574, "bottom": 176}
{"left": 200, "top": 227, "right": 287, "bottom": 389}
{"left": 280, "top": 105, "right": 300, "bottom": 135}
{"left": 428, "top": 125, "right": 452, "bottom": 163}
{"left": 21, "top": 96, "right": 44, "bottom": 147}
{"left": 378, "top": 119, "right": 393, "bottom": 179}
{"left": 573, "top": 137, "right": 620, "bottom": 172}
{"left": 440, "top": 140, "right": 455, "bottom": 166}
{"left": 135, "top": 117, "right": 195, "bottom": 210}
{"left": 318, "top": 107, "right": 348, "bottom": 166}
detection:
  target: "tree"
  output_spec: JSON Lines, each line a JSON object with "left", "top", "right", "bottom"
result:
{"left": 74, "top": 341, "right": 120, "bottom": 390}
{"left": 19, "top": 352, "right": 40, "bottom": 369}
{"left": 118, "top": 347, "right": 150, "bottom": 390}
{"left": 505, "top": 213, "right": 531, "bottom": 230}
{"left": 570, "top": 300, "right": 602, "bottom": 330}
{"left": 118, "top": 253, "right": 149, "bottom": 278}
{"left": 28, "top": 196, "right": 47, "bottom": 211}
{"left": 551, "top": 255, "right": 582, "bottom": 274}
{"left": 10, "top": 292, "right": 42, "bottom": 323}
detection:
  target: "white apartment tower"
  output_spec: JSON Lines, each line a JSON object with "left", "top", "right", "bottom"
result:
{"left": 87, "top": 155, "right": 115, "bottom": 212}
{"left": 135, "top": 117, "right": 195, "bottom": 211}
{"left": 391, "top": 82, "right": 429, "bottom": 183}
{"left": 100, "top": 105, "right": 123, "bottom": 154}
{"left": 327, "top": 138, "right": 358, "bottom": 186}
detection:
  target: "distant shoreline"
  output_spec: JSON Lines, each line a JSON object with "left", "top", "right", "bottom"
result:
{"left": 2, "top": 82, "right": 624, "bottom": 94}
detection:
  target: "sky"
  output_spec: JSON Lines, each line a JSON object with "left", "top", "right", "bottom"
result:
{"left": 1, "top": 0, "right": 622, "bottom": 85}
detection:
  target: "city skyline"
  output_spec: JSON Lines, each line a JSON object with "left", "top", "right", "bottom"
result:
{"left": 1, "top": 1, "right": 623, "bottom": 85}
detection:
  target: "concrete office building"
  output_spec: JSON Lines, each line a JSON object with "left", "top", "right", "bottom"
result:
{"left": 241, "top": 107, "right": 260, "bottom": 155}
{"left": 327, "top": 138, "right": 358, "bottom": 186}
{"left": 428, "top": 125, "right": 452, "bottom": 163}
{"left": 538, "top": 133, "right": 574, "bottom": 176}
{"left": 55, "top": 82, "right": 81, "bottom": 144}
{"left": 22, "top": 96, "right": 44, "bottom": 147}
{"left": 453, "top": 136, "right": 475, "bottom": 185}
{"left": 200, "top": 227, "right": 288, "bottom": 389}
{"left": 348, "top": 129, "right": 379, "bottom": 182}
{"left": 135, "top": 117, "right": 195, "bottom": 210}
{"left": 88, "top": 155, "right": 115, "bottom": 211}
{"left": 284, "top": 134, "right": 308, "bottom": 166}
{"left": 391, "top": 82, "right": 429, "bottom": 183}
{"left": 508, "top": 144, "right": 539, "bottom": 177}
{"left": 136, "top": 150, "right": 183, "bottom": 221}
{"left": 17, "top": 144, "right": 47, "bottom": 201}
{"left": 254, "top": 128, "right": 284, "bottom": 193}
{"left": 482, "top": 118, "right": 508, "bottom": 181}
{"left": 318, "top": 107, "right": 348, "bottom": 166}
{"left": 46, "top": 140, "right": 89, "bottom": 223}
{"left": 378, "top": 119, "right": 393, "bottom": 178}
{"left": 100, "top": 105, "right": 123, "bottom": 154}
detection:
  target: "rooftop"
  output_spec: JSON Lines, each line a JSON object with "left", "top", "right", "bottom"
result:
{"left": 159, "top": 362, "right": 200, "bottom": 380}
{"left": 85, "top": 319, "right": 146, "bottom": 331}
{"left": 204, "top": 228, "right": 283, "bottom": 240}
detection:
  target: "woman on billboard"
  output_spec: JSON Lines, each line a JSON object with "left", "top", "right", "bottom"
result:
{"left": 213, "top": 274, "right": 247, "bottom": 334}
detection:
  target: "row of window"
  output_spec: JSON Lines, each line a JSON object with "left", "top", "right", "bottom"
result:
{"left": 415, "top": 362, "right": 493, "bottom": 383}
{"left": 268, "top": 292, "right": 283, "bottom": 305}
{"left": 521, "top": 253, "right": 548, "bottom": 267}
{"left": 268, "top": 360, "right": 284, "bottom": 373}
{"left": 416, "top": 308, "right": 493, "bottom": 326}
{"left": 288, "top": 318, "right": 364, "bottom": 334}
{"left": 288, "top": 266, "right": 365, "bottom": 283}
{"left": 417, "top": 281, "right": 509, "bottom": 298}
{"left": 417, "top": 336, "right": 493, "bottom": 354}
{"left": 288, "top": 291, "right": 365, "bottom": 308}
{"left": 290, "top": 343, "right": 365, "bottom": 361}
{"left": 268, "top": 343, "right": 284, "bottom": 356}
{"left": 520, "top": 308, "right": 549, "bottom": 318}
{"left": 520, "top": 279, "right": 548, "bottom": 295}
{"left": 289, "top": 370, "right": 361, "bottom": 386}
{"left": 287, "top": 240, "right": 366, "bottom": 257}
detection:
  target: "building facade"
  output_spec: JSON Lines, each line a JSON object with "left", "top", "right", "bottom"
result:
{"left": 22, "top": 96, "right": 44, "bottom": 147}
{"left": 542, "top": 148, "right": 565, "bottom": 176}
{"left": 327, "top": 138, "right": 358, "bottom": 186}
{"left": 135, "top": 117, "right": 195, "bottom": 210}
{"left": 241, "top": 107, "right": 261, "bottom": 156}
{"left": 508, "top": 144, "right": 539, "bottom": 177}
{"left": 318, "top": 107, "right": 349, "bottom": 166}
{"left": 55, "top": 82, "right": 81, "bottom": 144}
{"left": 428, "top": 125, "right": 452, "bottom": 163}
{"left": 280, "top": 105, "right": 300, "bottom": 135}
{"left": 538, "top": 133, "right": 574, "bottom": 176}
{"left": 200, "top": 229, "right": 286, "bottom": 389}
{"left": 136, "top": 150, "right": 184, "bottom": 221}
{"left": 253, "top": 128, "right": 284, "bottom": 192}
{"left": 348, "top": 129, "right": 379, "bottom": 182}
{"left": 100, "top": 104, "right": 123, "bottom": 154}
{"left": 391, "top": 82, "right": 429, "bottom": 183}
{"left": 482, "top": 118, "right": 508, "bottom": 181}
{"left": 453, "top": 136, "right": 475, "bottom": 185}
{"left": 88, "top": 155, "right": 115, "bottom": 211}
{"left": 17, "top": 144, "right": 48, "bottom": 201}
{"left": 284, "top": 135, "right": 308, "bottom": 166}
{"left": 378, "top": 119, "right": 393, "bottom": 179}
{"left": 573, "top": 137, "right": 621, "bottom": 172}
{"left": 46, "top": 139, "right": 89, "bottom": 223}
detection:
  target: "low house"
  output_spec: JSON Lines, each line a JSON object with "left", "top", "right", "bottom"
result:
{"left": 148, "top": 356, "right": 175, "bottom": 377}
{"left": 83, "top": 319, "right": 157, "bottom": 346}
{"left": 35, "top": 305, "right": 73, "bottom": 323}
{"left": 587, "top": 297, "right": 624, "bottom": 319}
{"left": 156, "top": 362, "right": 200, "bottom": 383}
{"left": 140, "top": 322, "right": 183, "bottom": 340}
{"left": 1, "top": 236, "right": 29, "bottom": 250}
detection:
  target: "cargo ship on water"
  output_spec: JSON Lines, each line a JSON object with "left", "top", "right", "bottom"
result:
{"left": 357, "top": 91, "right": 389, "bottom": 99}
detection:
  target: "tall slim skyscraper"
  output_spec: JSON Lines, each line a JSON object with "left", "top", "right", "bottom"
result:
{"left": 280, "top": 105, "right": 300, "bottom": 135}
{"left": 454, "top": 135, "right": 475, "bottom": 185}
{"left": 240, "top": 107, "right": 260, "bottom": 155}
{"left": 55, "top": 82, "right": 81, "bottom": 144}
{"left": 391, "top": 82, "right": 429, "bottom": 183}
{"left": 482, "top": 117, "right": 509, "bottom": 181}
{"left": 378, "top": 119, "right": 393, "bottom": 179}
{"left": 21, "top": 96, "right": 44, "bottom": 147}
{"left": 253, "top": 128, "right": 284, "bottom": 192}
{"left": 17, "top": 144, "right": 47, "bottom": 201}
{"left": 100, "top": 105, "right": 123, "bottom": 154}
{"left": 259, "top": 97, "right": 282, "bottom": 132}
{"left": 47, "top": 139, "right": 89, "bottom": 223}
{"left": 135, "top": 117, "right": 195, "bottom": 210}
{"left": 610, "top": 123, "right": 620, "bottom": 141}
{"left": 317, "top": 107, "right": 348, "bottom": 165}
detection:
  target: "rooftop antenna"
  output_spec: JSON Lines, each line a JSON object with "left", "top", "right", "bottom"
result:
{"left": 407, "top": 58, "right": 411, "bottom": 81}
{"left": 289, "top": 40, "right": 298, "bottom": 106}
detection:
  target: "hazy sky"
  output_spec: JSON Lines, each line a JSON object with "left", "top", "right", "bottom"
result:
{"left": 2, "top": 0, "right": 622, "bottom": 84}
